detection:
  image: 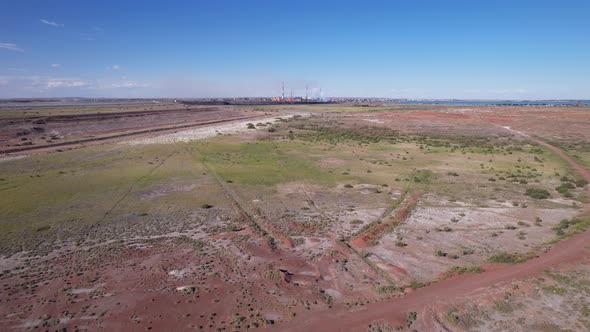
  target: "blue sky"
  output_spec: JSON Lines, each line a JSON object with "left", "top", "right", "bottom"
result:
{"left": 1, "top": 0, "right": 589, "bottom": 99}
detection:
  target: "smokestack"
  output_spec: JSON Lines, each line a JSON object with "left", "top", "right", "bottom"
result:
{"left": 281, "top": 81, "right": 285, "bottom": 100}
{"left": 306, "top": 85, "right": 308, "bottom": 100}
{"left": 290, "top": 88, "right": 293, "bottom": 99}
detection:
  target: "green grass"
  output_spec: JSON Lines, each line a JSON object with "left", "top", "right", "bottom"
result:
{"left": 196, "top": 139, "right": 346, "bottom": 186}
{"left": 0, "top": 142, "right": 218, "bottom": 235}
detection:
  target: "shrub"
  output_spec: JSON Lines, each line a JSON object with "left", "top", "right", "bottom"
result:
{"left": 552, "top": 218, "right": 590, "bottom": 238}
{"left": 35, "top": 225, "right": 50, "bottom": 232}
{"left": 201, "top": 204, "right": 214, "bottom": 209}
{"left": 559, "top": 182, "right": 575, "bottom": 189}
{"left": 488, "top": 252, "right": 537, "bottom": 264}
{"left": 462, "top": 248, "right": 475, "bottom": 255}
{"left": 525, "top": 188, "right": 550, "bottom": 199}
{"left": 374, "top": 285, "right": 399, "bottom": 294}
{"left": 435, "top": 250, "right": 448, "bottom": 257}
{"left": 448, "top": 266, "right": 484, "bottom": 275}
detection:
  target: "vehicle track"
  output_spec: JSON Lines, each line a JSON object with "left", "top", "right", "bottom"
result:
{"left": 191, "top": 147, "right": 280, "bottom": 251}
{"left": 0, "top": 114, "right": 266, "bottom": 155}
{"left": 0, "top": 107, "right": 220, "bottom": 122}
{"left": 279, "top": 129, "right": 590, "bottom": 332}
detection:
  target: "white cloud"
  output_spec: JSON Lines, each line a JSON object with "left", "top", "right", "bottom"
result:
{"left": 109, "top": 81, "right": 148, "bottom": 88}
{"left": 0, "top": 75, "right": 154, "bottom": 97}
{"left": 40, "top": 19, "right": 64, "bottom": 27}
{"left": 0, "top": 42, "right": 24, "bottom": 52}
{"left": 51, "top": 64, "right": 61, "bottom": 68}
{"left": 106, "top": 65, "right": 121, "bottom": 70}
{"left": 46, "top": 78, "right": 90, "bottom": 88}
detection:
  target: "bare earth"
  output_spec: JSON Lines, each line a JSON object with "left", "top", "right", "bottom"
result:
{"left": 1, "top": 104, "right": 589, "bottom": 331}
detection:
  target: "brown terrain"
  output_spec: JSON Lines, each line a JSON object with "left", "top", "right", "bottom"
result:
{"left": 282, "top": 134, "right": 590, "bottom": 331}
{"left": 0, "top": 105, "right": 269, "bottom": 155}
{"left": 1, "top": 103, "right": 589, "bottom": 331}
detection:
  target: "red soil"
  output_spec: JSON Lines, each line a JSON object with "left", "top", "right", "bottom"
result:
{"left": 280, "top": 132, "right": 590, "bottom": 331}
{"left": 350, "top": 192, "right": 422, "bottom": 249}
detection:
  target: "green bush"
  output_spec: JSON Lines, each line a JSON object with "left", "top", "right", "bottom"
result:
{"left": 552, "top": 218, "right": 590, "bottom": 239}
{"left": 525, "top": 188, "right": 550, "bottom": 199}
{"left": 374, "top": 285, "right": 399, "bottom": 294}
{"left": 448, "top": 266, "right": 484, "bottom": 275}
{"left": 488, "top": 252, "right": 537, "bottom": 264}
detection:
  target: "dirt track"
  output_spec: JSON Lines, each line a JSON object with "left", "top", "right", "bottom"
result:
{"left": 0, "top": 106, "right": 272, "bottom": 155}
{"left": 0, "top": 114, "right": 266, "bottom": 155}
{"left": 280, "top": 128, "right": 590, "bottom": 331}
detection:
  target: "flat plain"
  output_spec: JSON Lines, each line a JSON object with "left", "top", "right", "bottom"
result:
{"left": 1, "top": 102, "right": 589, "bottom": 331}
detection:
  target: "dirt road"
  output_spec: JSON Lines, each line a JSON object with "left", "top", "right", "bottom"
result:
{"left": 280, "top": 129, "right": 590, "bottom": 331}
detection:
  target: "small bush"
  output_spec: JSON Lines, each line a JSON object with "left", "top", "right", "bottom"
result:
{"left": 488, "top": 252, "right": 537, "bottom": 264}
{"left": 201, "top": 204, "right": 214, "bottom": 209}
{"left": 447, "top": 266, "right": 484, "bottom": 275}
{"left": 552, "top": 218, "right": 590, "bottom": 239}
{"left": 373, "top": 285, "right": 399, "bottom": 294}
{"left": 525, "top": 188, "right": 550, "bottom": 199}
{"left": 435, "top": 250, "right": 448, "bottom": 257}
{"left": 35, "top": 225, "right": 50, "bottom": 232}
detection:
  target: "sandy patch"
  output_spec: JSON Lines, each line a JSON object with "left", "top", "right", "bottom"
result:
{"left": 0, "top": 155, "right": 28, "bottom": 163}
{"left": 362, "top": 118, "right": 384, "bottom": 124}
{"left": 125, "top": 113, "right": 308, "bottom": 144}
